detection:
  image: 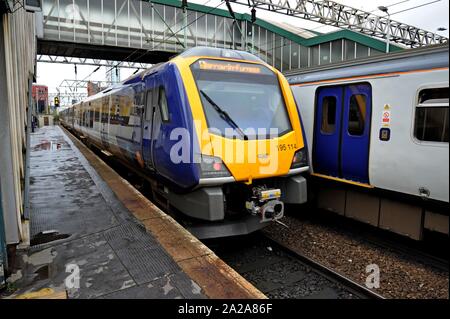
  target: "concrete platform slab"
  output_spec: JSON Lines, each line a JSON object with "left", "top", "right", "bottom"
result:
{"left": 6, "top": 126, "right": 264, "bottom": 299}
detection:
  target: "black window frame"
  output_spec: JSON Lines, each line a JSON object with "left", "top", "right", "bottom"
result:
{"left": 158, "top": 86, "right": 170, "bottom": 123}
{"left": 144, "top": 89, "right": 153, "bottom": 122}
{"left": 413, "top": 86, "right": 449, "bottom": 143}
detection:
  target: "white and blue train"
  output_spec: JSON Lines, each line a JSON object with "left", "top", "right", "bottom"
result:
{"left": 287, "top": 44, "right": 449, "bottom": 240}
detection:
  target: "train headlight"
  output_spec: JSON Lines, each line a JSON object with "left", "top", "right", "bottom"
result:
{"left": 291, "top": 148, "right": 308, "bottom": 169}
{"left": 198, "top": 155, "right": 232, "bottom": 178}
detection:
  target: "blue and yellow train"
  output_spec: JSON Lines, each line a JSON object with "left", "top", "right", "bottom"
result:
{"left": 60, "top": 47, "right": 309, "bottom": 238}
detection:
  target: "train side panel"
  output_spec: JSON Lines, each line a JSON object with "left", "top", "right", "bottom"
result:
{"left": 291, "top": 68, "right": 449, "bottom": 204}
{"left": 145, "top": 63, "right": 200, "bottom": 190}
{"left": 369, "top": 68, "right": 448, "bottom": 203}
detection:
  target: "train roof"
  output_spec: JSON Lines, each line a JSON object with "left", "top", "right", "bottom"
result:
{"left": 121, "top": 46, "right": 263, "bottom": 86}
{"left": 285, "top": 44, "right": 449, "bottom": 85}
{"left": 66, "top": 47, "right": 270, "bottom": 107}
{"left": 177, "top": 46, "right": 263, "bottom": 62}
{"left": 120, "top": 47, "right": 264, "bottom": 86}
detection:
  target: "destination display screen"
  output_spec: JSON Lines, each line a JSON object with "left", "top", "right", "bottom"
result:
{"left": 192, "top": 59, "right": 272, "bottom": 75}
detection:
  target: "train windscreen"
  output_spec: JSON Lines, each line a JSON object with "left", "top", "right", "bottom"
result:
{"left": 191, "top": 59, "right": 292, "bottom": 139}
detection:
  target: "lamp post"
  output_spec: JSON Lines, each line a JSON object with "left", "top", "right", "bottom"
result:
{"left": 378, "top": 6, "right": 390, "bottom": 53}
{"left": 436, "top": 27, "right": 448, "bottom": 43}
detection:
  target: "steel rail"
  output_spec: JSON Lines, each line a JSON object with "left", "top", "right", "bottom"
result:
{"left": 264, "top": 233, "right": 386, "bottom": 299}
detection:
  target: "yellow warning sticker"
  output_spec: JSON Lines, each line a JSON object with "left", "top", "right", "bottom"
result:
{"left": 382, "top": 104, "right": 391, "bottom": 127}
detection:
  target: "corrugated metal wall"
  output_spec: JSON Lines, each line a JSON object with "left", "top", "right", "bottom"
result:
{"left": 0, "top": 8, "right": 36, "bottom": 249}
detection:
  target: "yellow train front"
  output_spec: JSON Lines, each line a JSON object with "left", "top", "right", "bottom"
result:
{"left": 60, "top": 47, "right": 309, "bottom": 238}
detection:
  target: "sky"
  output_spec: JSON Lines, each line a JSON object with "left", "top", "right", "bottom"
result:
{"left": 37, "top": 0, "right": 449, "bottom": 98}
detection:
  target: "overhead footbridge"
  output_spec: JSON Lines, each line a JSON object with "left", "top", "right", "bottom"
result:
{"left": 38, "top": 0, "right": 403, "bottom": 71}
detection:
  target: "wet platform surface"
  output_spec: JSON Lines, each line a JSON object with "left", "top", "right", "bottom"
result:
{"left": 10, "top": 126, "right": 205, "bottom": 299}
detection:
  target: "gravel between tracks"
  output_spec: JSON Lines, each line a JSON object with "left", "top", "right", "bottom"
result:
{"left": 263, "top": 215, "right": 449, "bottom": 299}
{"left": 210, "top": 235, "right": 357, "bottom": 299}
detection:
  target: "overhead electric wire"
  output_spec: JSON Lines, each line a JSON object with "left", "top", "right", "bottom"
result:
{"left": 307, "top": 0, "right": 413, "bottom": 32}
{"left": 100, "top": 0, "right": 226, "bottom": 78}
{"left": 84, "top": 0, "right": 221, "bottom": 83}
{"left": 250, "top": 0, "right": 444, "bottom": 60}
{"left": 388, "top": 0, "right": 442, "bottom": 16}
{"left": 234, "top": 0, "right": 412, "bottom": 55}
{"left": 253, "top": 0, "right": 413, "bottom": 52}
{"left": 72, "top": 0, "right": 445, "bottom": 86}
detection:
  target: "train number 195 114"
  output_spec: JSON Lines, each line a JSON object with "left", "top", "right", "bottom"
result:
{"left": 276, "top": 143, "right": 297, "bottom": 151}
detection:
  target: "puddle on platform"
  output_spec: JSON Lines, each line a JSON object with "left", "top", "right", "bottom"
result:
{"left": 34, "top": 265, "right": 50, "bottom": 280}
{"left": 30, "top": 230, "right": 71, "bottom": 246}
{"left": 33, "top": 140, "right": 62, "bottom": 151}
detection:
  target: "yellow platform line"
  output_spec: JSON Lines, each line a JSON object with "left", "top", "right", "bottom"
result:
{"left": 15, "top": 288, "right": 67, "bottom": 299}
{"left": 311, "top": 173, "right": 374, "bottom": 189}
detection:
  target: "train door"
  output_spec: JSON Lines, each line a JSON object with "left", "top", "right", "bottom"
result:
{"left": 71, "top": 107, "right": 74, "bottom": 127}
{"left": 142, "top": 80, "right": 156, "bottom": 169}
{"left": 80, "top": 102, "right": 85, "bottom": 134}
{"left": 313, "top": 83, "right": 372, "bottom": 184}
{"left": 100, "top": 96, "right": 110, "bottom": 148}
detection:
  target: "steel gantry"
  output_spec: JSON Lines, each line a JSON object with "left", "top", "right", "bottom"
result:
{"left": 48, "top": 92, "right": 88, "bottom": 106}
{"left": 37, "top": 55, "right": 152, "bottom": 69}
{"left": 58, "top": 79, "right": 115, "bottom": 90}
{"left": 229, "top": 0, "right": 448, "bottom": 48}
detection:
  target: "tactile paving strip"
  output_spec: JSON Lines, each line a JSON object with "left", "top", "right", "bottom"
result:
{"left": 103, "top": 222, "right": 181, "bottom": 284}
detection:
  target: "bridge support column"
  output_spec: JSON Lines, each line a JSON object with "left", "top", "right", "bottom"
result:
{"left": 0, "top": 9, "right": 37, "bottom": 274}
{"left": 0, "top": 12, "right": 21, "bottom": 250}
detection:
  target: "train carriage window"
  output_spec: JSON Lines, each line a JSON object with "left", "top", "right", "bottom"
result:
{"left": 145, "top": 90, "right": 153, "bottom": 121}
{"left": 348, "top": 94, "right": 366, "bottom": 136}
{"left": 321, "top": 96, "right": 337, "bottom": 134}
{"left": 96, "top": 103, "right": 100, "bottom": 123}
{"left": 158, "top": 87, "right": 170, "bottom": 122}
{"left": 414, "top": 87, "right": 449, "bottom": 143}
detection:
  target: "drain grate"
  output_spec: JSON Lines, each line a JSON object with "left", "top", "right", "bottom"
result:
{"left": 30, "top": 230, "right": 71, "bottom": 246}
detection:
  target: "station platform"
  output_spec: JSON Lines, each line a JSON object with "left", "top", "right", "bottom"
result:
{"left": 6, "top": 125, "right": 264, "bottom": 299}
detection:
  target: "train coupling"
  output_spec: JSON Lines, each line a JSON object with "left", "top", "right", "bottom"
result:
{"left": 245, "top": 187, "right": 284, "bottom": 223}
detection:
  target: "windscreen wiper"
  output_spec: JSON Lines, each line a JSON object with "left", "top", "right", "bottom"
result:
{"left": 200, "top": 90, "right": 248, "bottom": 140}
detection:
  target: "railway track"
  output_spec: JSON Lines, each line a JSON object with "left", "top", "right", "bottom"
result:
{"left": 300, "top": 209, "right": 449, "bottom": 272}
{"left": 75, "top": 131, "right": 444, "bottom": 299}
{"left": 206, "top": 233, "right": 384, "bottom": 299}
{"left": 362, "top": 232, "right": 449, "bottom": 273}
{"left": 82, "top": 136, "right": 384, "bottom": 299}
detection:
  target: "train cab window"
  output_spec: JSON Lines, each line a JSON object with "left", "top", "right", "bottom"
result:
{"left": 158, "top": 87, "right": 170, "bottom": 122}
{"left": 321, "top": 96, "right": 337, "bottom": 134}
{"left": 191, "top": 59, "right": 292, "bottom": 138}
{"left": 414, "top": 87, "right": 449, "bottom": 143}
{"left": 348, "top": 94, "right": 366, "bottom": 136}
